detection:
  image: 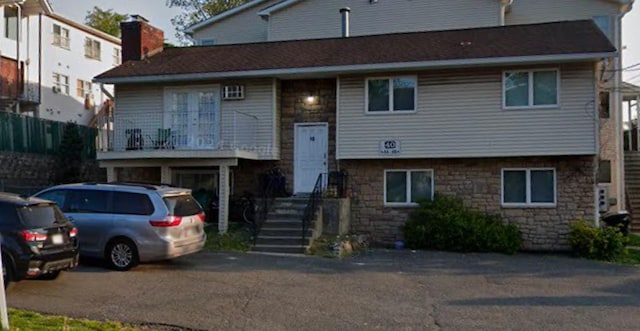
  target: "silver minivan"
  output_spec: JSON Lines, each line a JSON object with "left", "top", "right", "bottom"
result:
{"left": 33, "top": 182, "right": 207, "bottom": 271}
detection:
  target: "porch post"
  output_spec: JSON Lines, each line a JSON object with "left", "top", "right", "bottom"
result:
{"left": 628, "top": 101, "right": 633, "bottom": 151}
{"left": 160, "top": 166, "right": 171, "bottom": 184}
{"left": 106, "top": 167, "right": 117, "bottom": 182}
{"left": 636, "top": 96, "right": 640, "bottom": 152}
{"left": 218, "top": 165, "right": 230, "bottom": 234}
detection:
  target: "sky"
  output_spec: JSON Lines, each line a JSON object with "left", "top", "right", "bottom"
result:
{"left": 49, "top": 0, "right": 640, "bottom": 84}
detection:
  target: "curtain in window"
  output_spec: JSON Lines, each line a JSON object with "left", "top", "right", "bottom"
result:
{"left": 533, "top": 71, "right": 557, "bottom": 106}
{"left": 393, "top": 78, "right": 415, "bottom": 111}
{"left": 410, "top": 171, "right": 432, "bottom": 203}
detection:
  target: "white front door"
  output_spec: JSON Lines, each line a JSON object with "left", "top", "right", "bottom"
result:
{"left": 294, "top": 123, "right": 328, "bottom": 194}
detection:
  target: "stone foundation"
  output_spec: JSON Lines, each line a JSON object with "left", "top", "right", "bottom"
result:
{"left": 341, "top": 156, "right": 596, "bottom": 251}
{"left": 0, "top": 152, "right": 104, "bottom": 194}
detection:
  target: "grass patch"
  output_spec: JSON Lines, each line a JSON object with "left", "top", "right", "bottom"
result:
{"left": 8, "top": 308, "right": 137, "bottom": 330}
{"left": 627, "top": 233, "right": 640, "bottom": 247}
{"left": 204, "top": 223, "right": 251, "bottom": 252}
{"left": 620, "top": 247, "right": 640, "bottom": 265}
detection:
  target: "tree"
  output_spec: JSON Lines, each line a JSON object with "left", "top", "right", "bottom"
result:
{"left": 54, "top": 122, "right": 85, "bottom": 184}
{"left": 166, "top": 0, "right": 251, "bottom": 44}
{"left": 84, "top": 6, "right": 127, "bottom": 37}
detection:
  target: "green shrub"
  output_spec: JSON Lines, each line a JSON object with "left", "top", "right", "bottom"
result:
{"left": 403, "top": 194, "right": 521, "bottom": 254}
{"left": 569, "top": 220, "right": 628, "bottom": 261}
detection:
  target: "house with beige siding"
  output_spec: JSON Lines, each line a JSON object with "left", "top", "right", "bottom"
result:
{"left": 94, "top": 0, "right": 633, "bottom": 253}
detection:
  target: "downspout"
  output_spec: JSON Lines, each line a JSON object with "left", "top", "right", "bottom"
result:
{"left": 614, "top": 12, "right": 624, "bottom": 211}
{"left": 499, "top": 0, "right": 513, "bottom": 26}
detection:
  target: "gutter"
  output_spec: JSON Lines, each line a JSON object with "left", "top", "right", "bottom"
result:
{"left": 94, "top": 52, "right": 616, "bottom": 84}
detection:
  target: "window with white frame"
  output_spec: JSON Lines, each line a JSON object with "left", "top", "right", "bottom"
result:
{"left": 84, "top": 37, "right": 101, "bottom": 60}
{"left": 367, "top": 76, "right": 417, "bottom": 113}
{"left": 384, "top": 170, "right": 434, "bottom": 205}
{"left": 53, "top": 24, "right": 70, "bottom": 48}
{"left": 199, "top": 39, "right": 216, "bottom": 46}
{"left": 52, "top": 73, "right": 70, "bottom": 95}
{"left": 502, "top": 168, "right": 556, "bottom": 206}
{"left": 113, "top": 48, "right": 121, "bottom": 65}
{"left": 76, "top": 79, "right": 92, "bottom": 98}
{"left": 504, "top": 70, "right": 558, "bottom": 108}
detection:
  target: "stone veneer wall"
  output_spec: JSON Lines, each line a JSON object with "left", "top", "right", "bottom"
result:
{"left": 0, "top": 152, "right": 104, "bottom": 193}
{"left": 278, "top": 79, "right": 337, "bottom": 194}
{"left": 341, "top": 156, "right": 596, "bottom": 251}
{"left": 599, "top": 117, "right": 618, "bottom": 210}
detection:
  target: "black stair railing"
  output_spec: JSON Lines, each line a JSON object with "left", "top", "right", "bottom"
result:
{"left": 251, "top": 168, "right": 282, "bottom": 243}
{"left": 302, "top": 173, "right": 324, "bottom": 247}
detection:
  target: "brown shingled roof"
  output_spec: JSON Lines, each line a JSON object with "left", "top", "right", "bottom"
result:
{"left": 95, "top": 20, "right": 615, "bottom": 81}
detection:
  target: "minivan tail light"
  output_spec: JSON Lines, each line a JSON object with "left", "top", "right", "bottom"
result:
{"left": 69, "top": 227, "right": 78, "bottom": 238}
{"left": 149, "top": 216, "right": 182, "bottom": 227}
{"left": 22, "top": 230, "right": 47, "bottom": 242}
{"left": 196, "top": 212, "right": 206, "bottom": 223}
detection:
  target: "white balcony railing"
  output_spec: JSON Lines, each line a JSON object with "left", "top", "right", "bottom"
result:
{"left": 97, "top": 110, "right": 258, "bottom": 153}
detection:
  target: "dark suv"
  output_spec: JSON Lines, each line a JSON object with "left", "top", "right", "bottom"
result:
{"left": 0, "top": 193, "right": 79, "bottom": 288}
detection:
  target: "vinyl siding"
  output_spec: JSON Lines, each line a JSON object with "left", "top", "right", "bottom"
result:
{"left": 505, "top": 0, "right": 620, "bottom": 25}
{"left": 114, "top": 80, "right": 278, "bottom": 159}
{"left": 268, "top": 0, "right": 500, "bottom": 41}
{"left": 337, "top": 63, "right": 597, "bottom": 159}
{"left": 192, "top": 0, "right": 280, "bottom": 44}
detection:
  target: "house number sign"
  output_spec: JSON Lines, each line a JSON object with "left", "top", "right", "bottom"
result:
{"left": 380, "top": 139, "right": 401, "bottom": 155}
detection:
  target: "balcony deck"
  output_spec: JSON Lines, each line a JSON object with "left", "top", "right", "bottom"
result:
{"left": 96, "top": 109, "right": 270, "bottom": 161}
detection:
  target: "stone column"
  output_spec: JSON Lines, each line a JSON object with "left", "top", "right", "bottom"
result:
{"left": 106, "top": 167, "right": 117, "bottom": 182}
{"left": 160, "top": 166, "right": 172, "bottom": 184}
{"left": 218, "top": 165, "right": 230, "bottom": 234}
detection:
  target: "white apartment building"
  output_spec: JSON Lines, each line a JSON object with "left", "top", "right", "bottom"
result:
{"left": 0, "top": 0, "right": 120, "bottom": 126}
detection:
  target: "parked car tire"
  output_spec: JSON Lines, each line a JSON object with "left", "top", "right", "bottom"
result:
{"left": 2, "top": 255, "right": 13, "bottom": 289}
{"left": 36, "top": 271, "right": 61, "bottom": 280}
{"left": 106, "top": 238, "right": 138, "bottom": 271}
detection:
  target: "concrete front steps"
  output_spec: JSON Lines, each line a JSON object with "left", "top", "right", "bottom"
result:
{"left": 251, "top": 197, "right": 314, "bottom": 255}
{"left": 625, "top": 152, "right": 640, "bottom": 233}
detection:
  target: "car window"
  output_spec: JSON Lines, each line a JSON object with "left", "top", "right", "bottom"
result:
{"left": 67, "top": 189, "right": 110, "bottom": 213}
{"left": 163, "top": 195, "right": 202, "bottom": 217}
{"left": 17, "top": 204, "right": 69, "bottom": 229}
{"left": 0, "top": 203, "right": 20, "bottom": 226}
{"left": 112, "top": 192, "right": 154, "bottom": 215}
{"left": 36, "top": 190, "right": 69, "bottom": 211}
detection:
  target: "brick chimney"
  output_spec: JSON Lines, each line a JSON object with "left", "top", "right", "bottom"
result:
{"left": 120, "top": 15, "right": 164, "bottom": 62}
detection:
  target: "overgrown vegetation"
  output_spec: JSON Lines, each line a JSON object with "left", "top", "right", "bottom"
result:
{"left": 307, "top": 234, "right": 370, "bottom": 258}
{"left": 54, "top": 122, "right": 85, "bottom": 184}
{"left": 403, "top": 194, "right": 521, "bottom": 254}
{"left": 204, "top": 223, "right": 251, "bottom": 252}
{"left": 8, "top": 308, "right": 137, "bottom": 330}
{"left": 569, "top": 220, "right": 629, "bottom": 262}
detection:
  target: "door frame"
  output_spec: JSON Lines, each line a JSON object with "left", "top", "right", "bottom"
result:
{"left": 293, "top": 122, "right": 329, "bottom": 194}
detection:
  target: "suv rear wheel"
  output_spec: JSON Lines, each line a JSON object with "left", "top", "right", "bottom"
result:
{"left": 106, "top": 238, "right": 138, "bottom": 271}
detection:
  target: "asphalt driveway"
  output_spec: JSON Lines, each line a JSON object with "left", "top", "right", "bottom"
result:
{"left": 6, "top": 250, "right": 640, "bottom": 330}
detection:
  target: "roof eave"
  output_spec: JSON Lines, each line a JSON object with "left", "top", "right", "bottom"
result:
{"left": 185, "top": 0, "right": 271, "bottom": 34}
{"left": 94, "top": 52, "right": 616, "bottom": 84}
{"left": 257, "top": 0, "right": 300, "bottom": 17}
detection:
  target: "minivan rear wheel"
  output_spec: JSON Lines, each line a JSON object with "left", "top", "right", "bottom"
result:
{"left": 106, "top": 238, "right": 138, "bottom": 271}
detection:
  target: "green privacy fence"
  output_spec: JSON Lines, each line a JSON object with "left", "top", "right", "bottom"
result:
{"left": 0, "top": 112, "right": 96, "bottom": 158}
